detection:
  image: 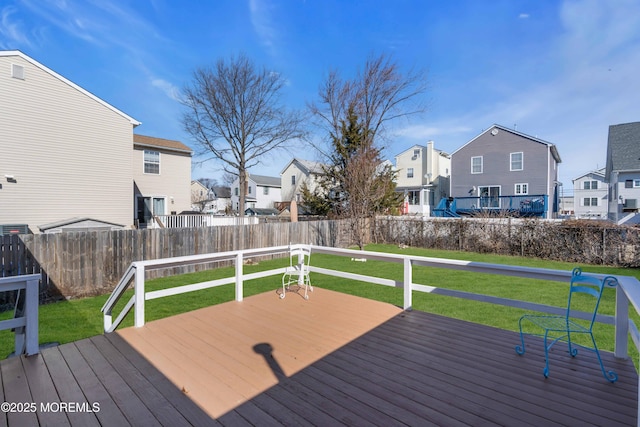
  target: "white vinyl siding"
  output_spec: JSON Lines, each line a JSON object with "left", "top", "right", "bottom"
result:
{"left": 0, "top": 54, "right": 133, "bottom": 231}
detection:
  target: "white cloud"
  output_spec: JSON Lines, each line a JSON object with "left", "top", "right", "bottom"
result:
{"left": 249, "top": 0, "right": 279, "bottom": 56}
{"left": 0, "top": 6, "right": 33, "bottom": 48}
{"left": 151, "top": 78, "right": 182, "bottom": 102}
{"left": 518, "top": 13, "right": 530, "bottom": 19}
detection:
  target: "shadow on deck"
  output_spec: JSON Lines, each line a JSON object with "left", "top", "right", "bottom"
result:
{"left": 0, "top": 288, "right": 636, "bottom": 426}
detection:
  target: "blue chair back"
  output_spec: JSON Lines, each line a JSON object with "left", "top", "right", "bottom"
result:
{"left": 567, "top": 267, "right": 617, "bottom": 332}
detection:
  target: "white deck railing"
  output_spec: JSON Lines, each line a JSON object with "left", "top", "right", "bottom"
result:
{"left": 0, "top": 274, "right": 40, "bottom": 356}
{"left": 102, "top": 244, "right": 640, "bottom": 424}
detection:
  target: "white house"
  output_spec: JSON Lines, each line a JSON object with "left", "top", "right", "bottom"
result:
{"left": 0, "top": 50, "right": 193, "bottom": 233}
{"left": 572, "top": 168, "right": 607, "bottom": 219}
{"left": 133, "top": 134, "right": 192, "bottom": 228}
{"left": 280, "top": 158, "right": 326, "bottom": 203}
{"left": 394, "top": 141, "right": 450, "bottom": 216}
{"left": 231, "top": 174, "right": 281, "bottom": 212}
{"left": 0, "top": 50, "right": 139, "bottom": 232}
{"left": 606, "top": 122, "right": 640, "bottom": 224}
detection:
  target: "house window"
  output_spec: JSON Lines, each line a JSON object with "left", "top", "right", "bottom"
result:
{"left": 583, "top": 198, "right": 598, "bottom": 207}
{"left": 407, "top": 190, "right": 420, "bottom": 205}
{"left": 234, "top": 187, "right": 238, "bottom": 196}
{"left": 248, "top": 186, "right": 252, "bottom": 194}
{"left": 413, "top": 149, "right": 420, "bottom": 157}
{"left": 478, "top": 186, "right": 500, "bottom": 208}
{"left": 635, "top": 179, "right": 640, "bottom": 187}
{"left": 291, "top": 175, "right": 296, "bottom": 185}
{"left": 510, "top": 152, "right": 523, "bottom": 171}
{"left": 407, "top": 168, "right": 414, "bottom": 178}
{"left": 515, "top": 183, "right": 528, "bottom": 195}
{"left": 471, "top": 156, "right": 483, "bottom": 174}
{"left": 263, "top": 186, "right": 269, "bottom": 195}
{"left": 626, "top": 180, "right": 633, "bottom": 188}
{"left": 137, "top": 196, "right": 165, "bottom": 224}
{"left": 144, "top": 150, "right": 160, "bottom": 174}
{"left": 584, "top": 180, "right": 598, "bottom": 190}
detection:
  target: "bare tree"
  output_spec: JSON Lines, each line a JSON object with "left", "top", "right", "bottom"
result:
{"left": 308, "top": 53, "right": 427, "bottom": 152}
{"left": 182, "top": 54, "right": 305, "bottom": 215}
{"left": 306, "top": 54, "right": 425, "bottom": 243}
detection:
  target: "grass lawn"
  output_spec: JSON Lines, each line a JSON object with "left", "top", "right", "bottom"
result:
{"left": 1, "top": 243, "right": 638, "bottom": 366}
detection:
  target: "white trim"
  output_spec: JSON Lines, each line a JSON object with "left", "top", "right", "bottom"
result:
{"left": 471, "top": 156, "right": 483, "bottom": 174}
{"left": 510, "top": 152, "right": 524, "bottom": 171}
{"left": 143, "top": 149, "right": 161, "bottom": 175}
{"left": 514, "top": 183, "right": 528, "bottom": 195}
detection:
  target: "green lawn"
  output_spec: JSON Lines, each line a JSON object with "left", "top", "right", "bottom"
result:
{"left": 1, "top": 243, "right": 638, "bottom": 365}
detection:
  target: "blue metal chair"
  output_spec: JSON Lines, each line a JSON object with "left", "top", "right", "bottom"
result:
{"left": 515, "top": 267, "right": 618, "bottom": 382}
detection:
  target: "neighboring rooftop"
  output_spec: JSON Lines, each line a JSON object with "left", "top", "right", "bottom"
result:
{"left": 606, "top": 122, "right": 640, "bottom": 173}
{"left": 134, "top": 134, "right": 192, "bottom": 154}
{"left": 249, "top": 174, "right": 281, "bottom": 187}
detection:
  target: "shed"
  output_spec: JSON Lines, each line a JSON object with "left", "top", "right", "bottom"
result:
{"left": 38, "top": 218, "right": 125, "bottom": 233}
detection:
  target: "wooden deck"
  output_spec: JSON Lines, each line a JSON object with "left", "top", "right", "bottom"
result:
{"left": 0, "top": 287, "right": 637, "bottom": 426}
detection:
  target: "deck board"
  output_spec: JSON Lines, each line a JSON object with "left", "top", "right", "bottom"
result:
{"left": 0, "top": 287, "right": 636, "bottom": 426}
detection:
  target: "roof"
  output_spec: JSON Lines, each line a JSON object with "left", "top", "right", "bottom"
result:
{"left": 395, "top": 143, "right": 449, "bottom": 159}
{"left": 134, "top": 134, "right": 192, "bottom": 154}
{"left": 572, "top": 167, "right": 605, "bottom": 182}
{"left": 280, "top": 158, "right": 326, "bottom": 175}
{"left": 606, "top": 122, "right": 640, "bottom": 174}
{"left": 249, "top": 174, "right": 281, "bottom": 187}
{"left": 212, "top": 186, "right": 231, "bottom": 198}
{"left": 245, "top": 207, "right": 279, "bottom": 216}
{"left": 452, "top": 124, "right": 562, "bottom": 163}
{"left": 38, "top": 217, "right": 124, "bottom": 232}
{"left": 0, "top": 50, "right": 140, "bottom": 126}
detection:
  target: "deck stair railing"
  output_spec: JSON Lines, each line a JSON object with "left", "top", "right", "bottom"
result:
{"left": 103, "top": 244, "right": 640, "bottom": 425}
{"left": 0, "top": 274, "right": 39, "bottom": 356}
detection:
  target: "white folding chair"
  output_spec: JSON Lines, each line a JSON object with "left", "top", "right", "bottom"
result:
{"left": 280, "top": 246, "right": 312, "bottom": 299}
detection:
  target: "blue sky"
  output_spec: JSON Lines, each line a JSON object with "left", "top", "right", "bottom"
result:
{"left": 1, "top": 0, "right": 639, "bottom": 192}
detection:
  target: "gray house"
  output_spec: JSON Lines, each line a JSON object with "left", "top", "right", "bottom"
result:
{"left": 605, "top": 122, "right": 640, "bottom": 224}
{"left": 449, "top": 125, "right": 562, "bottom": 218}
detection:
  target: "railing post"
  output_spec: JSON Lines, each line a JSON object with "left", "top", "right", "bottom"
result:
{"left": 24, "top": 276, "right": 39, "bottom": 355}
{"left": 235, "top": 252, "right": 243, "bottom": 302}
{"left": 134, "top": 264, "right": 146, "bottom": 327}
{"left": 403, "top": 257, "right": 412, "bottom": 310}
{"left": 615, "top": 285, "right": 629, "bottom": 359}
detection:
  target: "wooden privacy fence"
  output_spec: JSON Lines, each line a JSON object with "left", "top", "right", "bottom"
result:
{"left": 0, "top": 220, "right": 350, "bottom": 301}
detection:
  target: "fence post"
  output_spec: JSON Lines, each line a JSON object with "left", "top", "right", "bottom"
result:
{"left": 403, "top": 257, "right": 412, "bottom": 310}
{"left": 614, "top": 285, "right": 629, "bottom": 359}
{"left": 235, "top": 251, "right": 243, "bottom": 302}
{"left": 134, "top": 264, "right": 145, "bottom": 327}
{"left": 24, "top": 275, "right": 39, "bottom": 355}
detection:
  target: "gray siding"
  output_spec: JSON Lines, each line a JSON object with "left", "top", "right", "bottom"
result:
{"left": 451, "top": 127, "right": 555, "bottom": 199}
